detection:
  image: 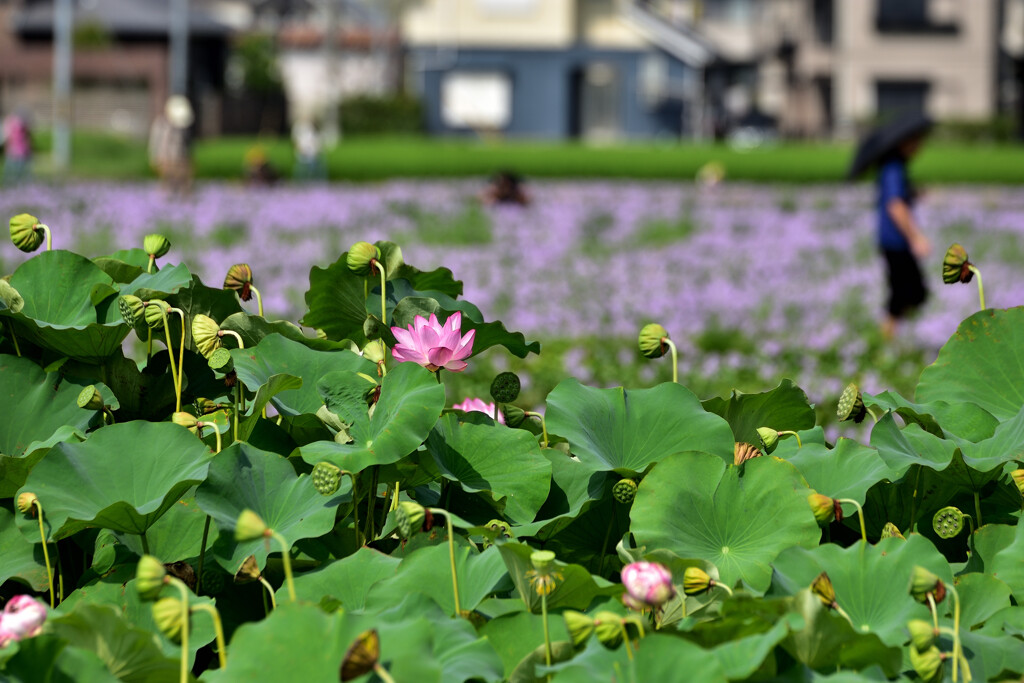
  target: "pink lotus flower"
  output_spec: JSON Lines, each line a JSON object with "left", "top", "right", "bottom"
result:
{"left": 0, "top": 596, "right": 47, "bottom": 647}
{"left": 621, "top": 562, "right": 674, "bottom": 608}
{"left": 391, "top": 311, "right": 475, "bottom": 373}
{"left": 453, "top": 397, "right": 505, "bottom": 424}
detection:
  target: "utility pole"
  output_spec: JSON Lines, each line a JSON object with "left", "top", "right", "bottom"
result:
{"left": 322, "top": 0, "right": 341, "bottom": 144}
{"left": 52, "top": 0, "right": 73, "bottom": 174}
{"left": 170, "top": 0, "right": 189, "bottom": 97}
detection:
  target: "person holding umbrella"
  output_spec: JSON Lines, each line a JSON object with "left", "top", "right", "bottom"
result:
{"left": 848, "top": 113, "right": 934, "bottom": 340}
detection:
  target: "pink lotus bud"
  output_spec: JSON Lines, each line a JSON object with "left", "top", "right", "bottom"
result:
{"left": 0, "top": 596, "right": 47, "bottom": 646}
{"left": 452, "top": 397, "right": 505, "bottom": 424}
{"left": 390, "top": 311, "right": 475, "bottom": 373}
{"left": 620, "top": 561, "right": 674, "bottom": 608}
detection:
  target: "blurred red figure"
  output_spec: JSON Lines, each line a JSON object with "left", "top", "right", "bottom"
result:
{"left": 482, "top": 170, "right": 530, "bottom": 206}
{"left": 1, "top": 111, "right": 33, "bottom": 185}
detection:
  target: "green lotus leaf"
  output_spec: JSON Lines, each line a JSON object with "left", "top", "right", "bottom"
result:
{"left": 864, "top": 390, "right": 998, "bottom": 442}
{"left": 231, "top": 333, "right": 373, "bottom": 417}
{"left": 219, "top": 311, "right": 355, "bottom": 351}
{"left": 164, "top": 275, "right": 244, "bottom": 350}
{"left": 19, "top": 421, "right": 213, "bottom": 540}
{"left": 300, "top": 362, "right": 445, "bottom": 474}
{"left": 623, "top": 633, "right": 729, "bottom": 683}
{"left": 497, "top": 541, "right": 619, "bottom": 613}
{"left": 702, "top": 379, "right": 816, "bottom": 446}
{"left": 114, "top": 497, "right": 218, "bottom": 564}
{"left": 870, "top": 413, "right": 958, "bottom": 471}
{"left": 236, "top": 373, "right": 303, "bottom": 443}
{"left": 957, "top": 629, "right": 1024, "bottom": 682}
{"left": 989, "top": 521, "right": 1024, "bottom": 603}
{"left": 0, "top": 635, "right": 118, "bottom": 683}
{"left": 917, "top": 307, "right": 1024, "bottom": 421}
{"left": 540, "top": 495, "right": 630, "bottom": 575}
{"left": 288, "top": 546, "right": 400, "bottom": 611}
{"left": 195, "top": 442, "right": 339, "bottom": 573}
{"left": 426, "top": 414, "right": 552, "bottom": 524}
{"left": 118, "top": 264, "right": 192, "bottom": 301}
{"left": 479, "top": 611, "right": 571, "bottom": 680}
{"left": 958, "top": 405, "right": 1024, "bottom": 472}
{"left": 513, "top": 452, "right": 611, "bottom": 539}
{"left": 955, "top": 572, "right": 1012, "bottom": 628}
{"left": 700, "top": 611, "right": 799, "bottom": 680}
{"left": 630, "top": 451, "right": 819, "bottom": 593}
{"left": 93, "top": 248, "right": 153, "bottom": 281}
{"left": 392, "top": 261, "right": 463, "bottom": 298}
{"left": 545, "top": 379, "right": 734, "bottom": 474}
{"left": 973, "top": 523, "right": 1018, "bottom": 572}
{"left": 0, "top": 506, "right": 50, "bottom": 591}
{"left": 782, "top": 438, "right": 898, "bottom": 504}
{"left": 300, "top": 253, "right": 374, "bottom": 343}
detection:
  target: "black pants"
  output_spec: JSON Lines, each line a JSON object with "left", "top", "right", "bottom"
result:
{"left": 882, "top": 249, "right": 928, "bottom": 318}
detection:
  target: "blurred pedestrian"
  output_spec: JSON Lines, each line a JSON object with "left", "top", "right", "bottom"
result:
{"left": 149, "top": 96, "right": 194, "bottom": 196}
{"left": 292, "top": 118, "right": 325, "bottom": 181}
{"left": 243, "top": 144, "right": 279, "bottom": 186}
{"left": 482, "top": 170, "right": 530, "bottom": 206}
{"left": 1, "top": 110, "right": 33, "bottom": 185}
{"left": 848, "top": 113, "right": 933, "bottom": 340}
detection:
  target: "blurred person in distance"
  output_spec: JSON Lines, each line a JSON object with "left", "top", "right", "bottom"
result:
{"left": 243, "top": 144, "right": 280, "bottom": 186}
{"left": 1, "top": 109, "right": 33, "bottom": 185}
{"left": 482, "top": 170, "right": 530, "bottom": 206}
{"left": 848, "top": 113, "right": 933, "bottom": 340}
{"left": 149, "top": 95, "right": 194, "bottom": 196}
{"left": 292, "top": 118, "right": 325, "bottom": 181}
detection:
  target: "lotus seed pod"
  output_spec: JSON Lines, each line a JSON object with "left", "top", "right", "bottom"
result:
{"left": 191, "top": 315, "right": 222, "bottom": 358}
{"left": 143, "top": 233, "right": 171, "bottom": 259}
{"left": 637, "top": 323, "right": 670, "bottom": 359}
{"left": 907, "top": 619, "right": 938, "bottom": 652}
{"left": 1010, "top": 469, "right": 1024, "bottom": 497}
{"left": 909, "top": 645, "right": 945, "bottom": 683}
{"left": 942, "top": 243, "right": 973, "bottom": 285}
{"left": 811, "top": 571, "right": 837, "bottom": 609}
{"left": 118, "top": 295, "right": 145, "bottom": 325}
{"left": 135, "top": 555, "right": 168, "bottom": 601}
{"left": 909, "top": 566, "right": 946, "bottom": 605}
{"left": 233, "top": 555, "right": 262, "bottom": 584}
{"left": 563, "top": 610, "right": 596, "bottom": 648}
{"left": 501, "top": 404, "right": 527, "bottom": 428}
{"left": 76, "top": 385, "right": 104, "bottom": 411}
{"left": 395, "top": 501, "right": 426, "bottom": 539}
{"left": 143, "top": 299, "right": 170, "bottom": 330}
{"left": 880, "top": 522, "right": 905, "bottom": 540}
{"left": 932, "top": 506, "right": 965, "bottom": 539}
{"left": 16, "top": 492, "right": 37, "bottom": 515}
{"left": 171, "top": 412, "right": 198, "bottom": 430}
{"left": 531, "top": 550, "right": 556, "bottom": 572}
{"left": 593, "top": 611, "right": 624, "bottom": 649}
{"left": 224, "top": 264, "right": 254, "bottom": 301}
{"left": 208, "top": 347, "right": 234, "bottom": 373}
{"left": 733, "top": 441, "right": 762, "bottom": 466}
{"left": 311, "top": 461, "right": 343, "bottom": 496}
{"left": 756, "top": 427, "right": 779, "bottom": 453}
{"left": 235, "top": 509, "right": 269, "bottom": 542}
{"left": 151, "top": 597, "right": 185, "bottom": 642}
{"left": 486, "top": 519, "right": 513, "bottom": 542}
{"left": 837, "top": 383, "right": 867, "bottom": 423}
{"left": 612, "top": 479, "right": 638, "bottom": 504}
{"left": 489, "top": 371, "right": 521, "bottom": 403}
{"left": 346, "top": 241, "right": 381, "bottom": 276}
{"left": 807, "top": 493, "right": 841, "bottom": 526}
{"left": 340, "top": 628, "right": 380, "bottom": 682}
{"left": 9, "top": 213, "right": 43, "bottom": 252}
{"left": 200, "top": 567, "right": 226, "bottom": 596}
{"left": 0, "top": 279, "right": 24, "bottom": 313}
{"left": 362, "top": 339, "right": 387, "bottom": 364}
{"left": 682, "top": 567, "right": 712, "bottom": 595}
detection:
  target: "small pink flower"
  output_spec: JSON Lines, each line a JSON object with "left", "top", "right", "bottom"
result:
{"left": 391, "top": 311, "right": 475, "bottom": 373}
{"left": 453, "top": 397, "right": 505, "bottom": 424}
{"left": 0, "top": 596, "right": 47, "bottom": 646}
{"left": 621, "top": 562, "right": 674, "bottom": 608}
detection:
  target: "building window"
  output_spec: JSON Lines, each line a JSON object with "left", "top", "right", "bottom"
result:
{"left": 441, "top": 71, "right": 513, "bottom": 130}
{"left": 876, "top": 0, "right": 958, "bottom": 34}
{"left": 876, "top": 80, "right": 930, "bottom": 119}
{"left": 813, "top": 0, "right": 833, "bottom": 45}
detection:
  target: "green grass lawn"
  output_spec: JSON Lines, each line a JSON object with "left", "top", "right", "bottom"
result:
{"left": 24, "top": 132, "right": 1024, "bottom": 183}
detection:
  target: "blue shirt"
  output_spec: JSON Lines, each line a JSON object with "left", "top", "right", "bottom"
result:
{"left": 877, "top": 158, "right": 912, "bottom": 251}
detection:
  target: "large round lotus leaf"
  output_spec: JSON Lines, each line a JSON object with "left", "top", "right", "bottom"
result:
{"left": 0, "top": 635, "right": 118, "bottom": 683}
{"left": 0, "top": 353, "right": 93, "bottom": 496}
{"left": 702, "top": 379, "right": 816, "bottom": 446}
{"left": 231, "top": 333, "right": 373, "bottom": 417}
{"left": 864, "top": 390, "right": 998, "bottom": 442}
{"left": 0, "top": 506, "right": 49, "bottom": 591}
{"left": 496, "top": 541, "right": 619, "bottom": 613}
{"left": 917, "top": 307, "right": 1024, "bottom": 421}
{"left": 989, "top": 520, "right": 1024, "bottom": 603}
{"left": 958, "top": 406, "right": 1024, "bottom": 472}
{"left": 544, "top": 634, "right": 728, "bottom": 683}
{"left": 955, "top": 572, "right": 1013, "bottom": 628}
{"left": 783, "top": 438, "right": 898, "bottom": 504}
{"left": 117, "top": 264, "right": 192, "bottom": 301}
{"left": 115, "top": 497, "right": 217, "bottom": 564}
{"left": 480, "top": 611, "right": 570, "bottom": 679}
{"left": 300, "top": 361, "right": 445, "bottom": 474}
{"left": 195, "top": 442, "right": 339, "bottom": 573}
{"left": 19, "top": 421, "right": 213, "bottom": 540}
{"left": 630, "top": 451, "right": 820, "bottom": 593}
{"left": 4, "top": 250, "right": 130, "bottom": 362}
{"left": 958, "top": 629, "right": 1024, "bottom": 683}
{"left": 545, "top": 379, "right": 734, "bottom": 474}
{"left": 769, "top": 535, "right": 952, "bottom": 646}
{"left": 426, "top": 414, "right": 551, "bottom": 524}
{"left": 869, "top": 413, "right": 958, "bottom": 471}
{"left": 513, "top": 452, "right": 611, "bottom": 539}
{"left": 289, "top": 547, "right": 400, "bottom": 612}
{"left": 301, "top": 251, "right": 378, "bottom": 343}
{"left": 220, "top": 311, "right": 354, "bottom": 352}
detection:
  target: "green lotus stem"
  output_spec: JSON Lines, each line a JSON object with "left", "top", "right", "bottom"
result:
{"left": 837, "top": 499, "right": 867, "bottom": 543}
{"left": 141, "top": 530, "right": 150, "bottom": 555}
{"left": 541, "top": 589, "right": 552, "bottom": 677}
{"left": 926, "top": 593, "right": 939, "bottom": 633}
{"left": 779, "top": 430, "right": 802, "bottom": 448}
{"left": 832, "top": 602, "right": 855, "bottom": 629}
{"left": 168, "top": 577, "right": 190, "bottom": 683}
{"left": 250, "top": 285, "right": 264, "bottom": 317}
{"left": 950, "top": 583, "right": 968, "bottom": 682}
{"left": 258, "top": 576, "right": 277, "bottom": 611}
{"left": 221, "top": 330, "right": 244, "bottom": 350}
{"left": 664, "top": 337, "right": 678, "bottom": 383}
{"left": 190, "top": 602, "right": 227, "bottom": 669}
{"left": 158, "top": 308, "right": 181, "bottom": 413}
{"left": 973, "top": 491, "right": 983, "bottom": 528}
{"left": 373, "top": 664, "right": 397, "bottom": 683}
{"left": 429, "top": 508, "right": 462, "bottom": 617}
{"left": 525, "top": 412, "right": 549, "bottom": 447}
{"left": 620, "top": 621, "right": 634, "bottom": 661}
{"left": 233, "top": 384, "right": 241, "bottom": 443}
{"left": 346, "top": 471, "right": 362, "bottom": 547}
{"left": 364, "top": 468, "right": 378, "bottom": 542}
{"left": 197, "top": 516, "right": 212, "bottom": 595}
{"left": 907, "top": 465, "right": 923, "bottom": 535}
{"left": 102, "top": 407, "right": 116, "bottom": 424}
{"left": 380, "top": 485, "right": 393, "bottom": 529}
{"left": 32, "top": 501, "right": 54, "bottom": 608}
{"left": 197, "top": 424, "right": 222, "bottom": 455}
{"left": 172, "top": 309, "right": 186, "bottom": 412}
{"left": 56, "top": 549, "right": 64, "bottom": 603}
{"left": 968, "top": 265, "right": 984, "bottom": 310}
{"left": 374, "top": 261, "right": 387, "bottom": 324}
{"left": 390, "top": 482, "right": 400, "bottom": 511}
{"left": 147, "top": 255, "right": 155, "bottom": 274}
{"left": 39, "top": 224, "right": 51, "bottom": 251}
{"left": 269, "top": 530, "right": 296, "bottom": 602}
{"left": 147, "top": 328, "right": 153, "bottom": 361}
{"left": 713, "top": 581, "right": 734, "bottom": 597}
{"left": 5, "top": 321, "right": 20, "bottom": 357}
{"left": 938, "top": 627, "right": 972, "bottom": 682}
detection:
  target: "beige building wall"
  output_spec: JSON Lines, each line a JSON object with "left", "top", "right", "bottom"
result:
{"left": 403, "top": 0, "right": 575, "bottom": 48}
{"left": 579, "top": 0, "right": 646, "bottom": 48}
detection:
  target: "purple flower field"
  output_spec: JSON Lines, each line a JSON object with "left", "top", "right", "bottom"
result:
{"left": 3, "top": 180, "right": 1022, "bottom": 433}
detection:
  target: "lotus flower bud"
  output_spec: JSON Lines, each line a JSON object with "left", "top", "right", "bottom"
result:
{"left": 16, "top": 492, "right": 37, "bottom": 515}
{"left": 909, "top": 566, "right": 946, "bottom": 605}
{"left": 593, "top": 611, "right": 625, "bottom": 648}
{"left": 932, "top": 506, "right": 965, "bottom": 539}
{"left": 118, "top": 295, "right": 146, "bottom": 325}
{"left": 171, "top": 412, "right": 198, "bottom": 430}
{"left": 734, "top": 442, "right": 762, "bottom": 466}
{"left": 224, "top": 264, "right": 254, "bottom": 301}
{"left": 807, "top": 493, "right": 841, "bottom": 526}
{"left": 489, "top": 372, "right": 521, "bottom": 403}
{"left": 192, "top": 314, "right": 222, "bottom": 358}
{"left": 346, "top": 241, "right": 381, "bottom": 276}
{"left": 135, "top": 555, "right": 168, "bottom": 601}
{"left": 143, "top": 299, "right": 170, "bottom": 330}
{"left": 531, "top": 550, "right": 556, "bottom": 573}
{"left": 811, "top": 572, "right": 837, "bottom": 609}
{"left": 340, "top": 629, "right": 380, "bottom": 682}
{"left": 501, "top": 404, "right": 527, "bottom": 428}
{"left": 151, "top": 597, "right": 185, "bottom": 642}
{"left": 880, "top": 522, "right": 905, "bottom": 540}
{"left": 143, "top": 233, "right": 171, "bottom": 259}
{"left": 837, "top": 383, "right": 867, "bottom": 423}
{"left": 907, "top": 619, "right": 938, "bottom": 652}
{"left": 235, "top": 509, "right": 269, "bottom": 542}
{"left": 612, "top": 479, "right": 638, "bottom": 505}
{"left": 201, "top": 567, "right": 226, "bottom": 596}
{"left": 311, "top": 461, "right": 343, "bottom": 496}
{"left": 1010, "top": 469, "right": 1024, "bottom": 497}
{"left": 682, "top": 567, "right": 712, "bottom": 595}
{"left": 621, "top": 561, "right": 674, "bottom": 608}
{"left": 395, "top": 501, "right": 426, "bottom": 539}
{"left": 0, "top": 279, "right": 24, "bottom": 313}
{"left": 637, "top": 323, "right": 670, "bottom": 359}
{"left": 76, "top": 385, "right": 104, "bottom": 411}
{"left": 563, "top": 611, "right": 596, "bottom": 647}
{"left": 195, "top": 398, "right": 222, "bottom": 415}
{"left": 756, "top": 427, "right": 779, "bottom": 453}
{"left": 362, "top": 339, "right": 387, "bottom": 365}
{"left": 942, "top": 244, "right": 973, "bottom": 284}
{"left": 9, "top": 214, "right": 43, "bottom": 252}
{"left": 0, "top": 596, "right": 47, "bottom": 644}
{"left": 208, "top": 347, "right": 234, "bottom": 374}
{"left": 909, "top": 645, "right": 945, "bottom": 683}
{"left": 233, "top": 555, "right": 262, "bottom": 584}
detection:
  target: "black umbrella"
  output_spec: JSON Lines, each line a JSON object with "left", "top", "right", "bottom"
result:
{"left": 846, "top": 113, "right": 933, "bottom": 180}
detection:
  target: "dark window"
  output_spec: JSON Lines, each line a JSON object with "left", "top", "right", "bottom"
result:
{"left": 876, "top": 80, "right": 930, "bottom": 119}
{"left": 876, "top": 0, "right": 958, "bottom": 34}
{"left": 813, "top": 0, "right": 833, "bottom": 44}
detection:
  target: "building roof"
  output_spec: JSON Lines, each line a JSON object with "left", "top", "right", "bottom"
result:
{"left": 15, "top": 0, "right": 231, "bottom": 38}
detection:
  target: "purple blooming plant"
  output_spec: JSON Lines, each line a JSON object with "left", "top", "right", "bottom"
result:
{"left": 391, "top": 311, "right": 475, "bottom": 372}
